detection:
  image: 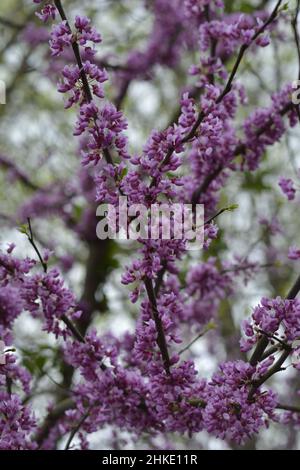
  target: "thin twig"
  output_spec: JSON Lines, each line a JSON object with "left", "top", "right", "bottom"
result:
{"left": 65, "top": 406, "right": 92, "bottom": 450}
{"left": 178, "top": 325, "right": 214, "bottom": 355}
{"left": 35, "top": 398, "right": 75, "bottom": 447}
{"left": 0, "top": 154, "right": 39, "bottom": 191}
{"left": 203, "top": 205, "right": 238, "bottom": 226}
{"left": 292, "top": 0, "right": 300, "bottom": 81}
{"left": 220, "top": 263, "right": 275, "bottom": 275}
{"left": 27, "top": 218, "right": 48, "bottom": 274}
{"left": 0, "top": 16, "right": 23, "bottom": 30}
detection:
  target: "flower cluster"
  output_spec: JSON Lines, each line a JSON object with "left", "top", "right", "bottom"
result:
{"left": 0, "top": 246, "right": 35, "bottom": 344}
{"left": 62, "top": 324, "right": 278, "bottom": 444}
{"left": 58, "top": 62, "right": 108, "bottom": 108}
{"left": 0, "top": 247, "right": 81, "bottom": 339}
{"left": 75, "top": 102, "right": 129, "bottom": 165}
{"left": 241, "top": 297, "right": 300, "bottom": 354}
{"left": 184, "top": 258, "right": 233, "bottom": 326}
{"left": 202, "top": 361, "right": 277, "bottom": 444}
{"left": 0, "top": 393, "right": 36, "bottom": 450}
{"left": 199, "top": 17, "right": 267, "bottom": 56}
{"left": 242, "top": 85, "right": 297, "bottom": 170}
{"left": 50, "top": 15, "right": 101, "bottom": 57}
{"left": 184, "top": 0, "right": 224, "bottom": 18}
{"left": 28, "top": 268, "right": 82, "bottom": 337}
{"left": 36, "top": 3, "right": 57, "bottom": 23}
{"left": 74, "top": 15, "right": 102, "bottom": 47}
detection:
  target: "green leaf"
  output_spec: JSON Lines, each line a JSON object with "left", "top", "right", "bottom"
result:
{"left": 224, "top": 204, "right": 239, "bottom": 213}
{"left": 18, "top": 223, "right": 29, "bottom": 235}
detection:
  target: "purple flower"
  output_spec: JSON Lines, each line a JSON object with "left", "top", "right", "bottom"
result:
{"left": 74, "top": 15, "right": 102, "bottom": 45}
{"left": 184, "top": 0, "right": 224, "bottom": 18}
{"left": 50, "top": 21, "right": 72, "bottom": 56}
{"left": 279, "top": 177, "right": 296, "bottom": 201}
{"left": 288, "top": 246, "right": 300, "bottom": 260}
{"left": 36, "top": 4, "right": 57, "bottom": 23}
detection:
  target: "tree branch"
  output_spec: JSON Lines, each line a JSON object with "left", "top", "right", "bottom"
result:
{"left": 53, "top": 0, "right": 113, "bottom": 165}
{"left": 144, "top": 277, "right": 171, "bottom": 374}
{"left": 150, "top": 0, "right": 283, "bottom": 188}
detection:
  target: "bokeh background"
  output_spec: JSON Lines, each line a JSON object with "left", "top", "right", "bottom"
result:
{"left": 0, "top": 0, "right": 300, "bottom": 449}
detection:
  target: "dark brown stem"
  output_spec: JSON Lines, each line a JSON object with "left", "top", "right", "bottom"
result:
{"left": 191, "top": 166, "right": 223, "bottom": 205}
{"left": 277, "top": 404, "right": 300, "bottom": 413}
{"left": 292, "top": 0, "right": 300, "bottom": 81}
{"left": 0, "top": 154, "right": 39, "bottom": 191}
{"left": 203, "top": 206, "right": 234, "bottom": 227}
{"left": 248, "top": 349, "right": 291, "bottom": 400}
{"left": 249, "top": 335, "right": 269, "bottom": 367}
{"left": 154, "top": 261, "right": 167, "bottom": 297}
{"left": 65, "top": 406, "right": 91, "bottom": 450}
{"left": 260, "top": 345, "right": 280, "bottom": 362}
{"left": 27, "top": 218, "right": 48, "bottom": 274}
{"left": 144, "top": 277, "right": 171, "bottom": 375}
{"left": 61, "top": 314, "right": 85, "bottom": 344}
{"left": 54, "top": 1, "right": 92, "bottom": 101}
{"left": 114, "top": 78, "right": 130, "bottom": 110}
{"left": 286, "top": 274, "right": 300, "bottom": 300}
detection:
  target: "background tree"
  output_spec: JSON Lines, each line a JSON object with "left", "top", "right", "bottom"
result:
{"left": 1, "top": 0, "right": 300, "bottom": 450}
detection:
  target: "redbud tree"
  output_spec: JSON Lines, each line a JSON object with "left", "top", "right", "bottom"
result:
{"left": 0, "top": 0, "right": 300, "bottom": 450}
